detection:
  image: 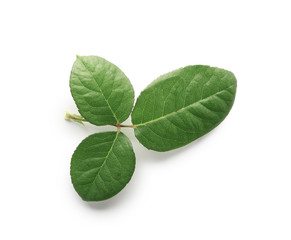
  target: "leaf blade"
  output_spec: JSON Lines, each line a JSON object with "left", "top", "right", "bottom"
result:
{"left": 70, "top": 56, "right": 134, "bottom": 126}
{"left": 132, "top": 65, "right": 237, "bottom": 151}
{"left": 70, "top": 131, "right": 135, "bottom": 201}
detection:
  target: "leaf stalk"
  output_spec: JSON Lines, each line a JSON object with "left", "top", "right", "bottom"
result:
{"left": 65, "top": 112, "right": 136, "bottom": 128}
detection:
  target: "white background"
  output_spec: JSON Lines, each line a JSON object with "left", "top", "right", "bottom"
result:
{"left": 1, "top": 0, "right": 290, "bottom": 239}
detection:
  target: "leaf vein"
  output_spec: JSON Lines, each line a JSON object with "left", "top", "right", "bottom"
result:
{"left": 86, "top": 131, "right": 120, "bottom": 198}
{"left": 78, "top": 58, "right": 119, "bottom": 124}
{"left": 135, "top": 84, "right": 235, "bottom": 127}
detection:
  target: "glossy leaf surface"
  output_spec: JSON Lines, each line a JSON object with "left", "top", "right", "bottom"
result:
{"left": 70, "top": 56, "right": 134, "bottom": 126}
{"left": 132, "top": 65, "right": 237, "bottom": 151}
{"left": 71, "top": 131, "right": 135, "bottom": 201}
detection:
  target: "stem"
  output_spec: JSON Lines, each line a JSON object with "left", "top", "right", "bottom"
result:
{"left": 71, "top": 116, "right": 87, "bottom": 122}
{"left": 111, "top": 124, "right": 136, "bottom": 128}
{"left": 65, "top": 112, "right": 135, "bottom": 128}
{"left": 65, "top": 111, "right": 87, "bottom": 121}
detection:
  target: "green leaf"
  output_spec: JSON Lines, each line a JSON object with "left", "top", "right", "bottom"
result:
{"left": 70, "top": 131, "right": 135, "bottom": 201}
{"left": 70, "top": 56, "right": 134, "bottom": 126}
{"left": 131, "top": 65, "right": 237, "bottom": 152}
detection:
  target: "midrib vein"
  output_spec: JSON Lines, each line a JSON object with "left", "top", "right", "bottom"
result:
{"left": 78, "top": 58, "right": 119, "bottom": 124}
{"left": 134, "top": 84, "right": 235, "bottom": 127}
{"left": 89, "top": 131, "right": 120, "bottom": 191}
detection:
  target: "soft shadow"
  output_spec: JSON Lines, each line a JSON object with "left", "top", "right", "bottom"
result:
{"left": 65, "top": 119, "right": 116, "bottom": 136}
{"left": 131, "top": 128, "right": 217, "bottom": 164}
{"left": 80, "top": 181, "right": 137, "bottom": 210}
